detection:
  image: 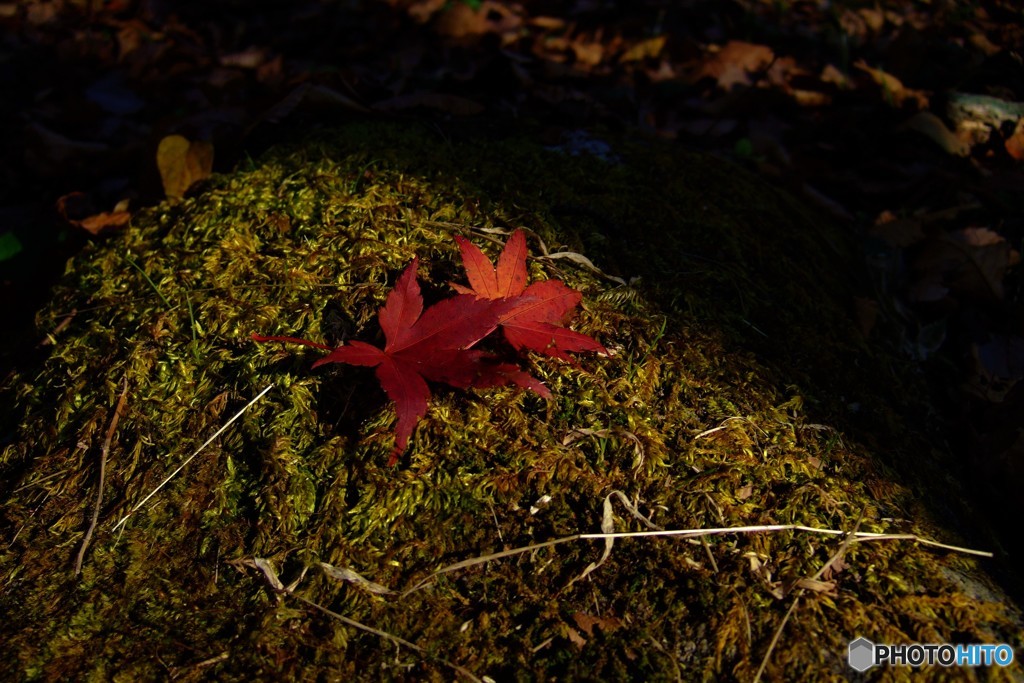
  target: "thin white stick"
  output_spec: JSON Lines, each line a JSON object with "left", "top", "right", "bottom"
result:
{"left": 576, "top": 524, "right": 992, "bottom": 557}
{"left": 112, "top": 384, "right": 274, "bottom": 532}
{"left": 406, "top": 521, "right": 991, "bottom": 597}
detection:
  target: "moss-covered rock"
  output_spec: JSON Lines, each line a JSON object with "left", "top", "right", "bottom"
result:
{"left": 2, "top": 122, "right": 1020, "bottom": 681}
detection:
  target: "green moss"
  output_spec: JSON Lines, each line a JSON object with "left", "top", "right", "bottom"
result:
{"left": 1, "top": 122, "right": 1020, "bottom": 680}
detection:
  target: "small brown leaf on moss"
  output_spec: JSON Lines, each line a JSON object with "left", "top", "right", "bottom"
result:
{"left": 158, "top": 134, "right": 214, "bottom": 200}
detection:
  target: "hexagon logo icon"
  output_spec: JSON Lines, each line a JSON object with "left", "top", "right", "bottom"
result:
{"left": 848, "top": 637, "right": 875, "bottom": 672}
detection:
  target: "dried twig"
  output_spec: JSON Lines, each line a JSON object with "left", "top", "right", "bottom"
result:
{"left": 74, "top": 376, "right": 129, "bottom": 575}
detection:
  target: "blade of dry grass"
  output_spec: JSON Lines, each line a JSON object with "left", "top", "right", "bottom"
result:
{"left": 410, "top": 519, "right": 991, "bottom": 595}
{"left": 112, "top": 383, "right": 274, "bottom": 533}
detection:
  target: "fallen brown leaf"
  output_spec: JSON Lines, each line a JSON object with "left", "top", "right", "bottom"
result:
{"left": 157, "top": 135, "right": 214, "bottom": 200}
{"left": 434, "top": 1, "right": 521, "bottom": 40}
{"left": 571, "top": 39, "right": 604, "bottom": 67}
{"left": 820, "top": 64, "right": 852, "bottom": 89}
{"left": 406, "top": 0, "right": 445, "bottom": 23}
{"left": 1005, "top": 119, "right": 1024, "bottom": 161}
{"left": 855, "top": 60, "right": 928, "bottom": 109}
{"left": 77, "top": 209, "right": 131, "bottom": 236}
{"left": 57, "top": 193, "right": 131, "bottom": 236}
{"left": 910, "top": 227, "right": 1020, "bottom": 303}
{"left": 572, "top": 612, "right": 622, "bottom": 637}
{"left": 694, "top": 41, "right": 774, "bottom": 90}
{"left": 565, "top": 625, "right": 587, "bottom": 649}
{"left": 528, "top": 16, "right": 566, "bottom": 30}
{"left": 620, "top": 35, "right": 666, "bottom": 63}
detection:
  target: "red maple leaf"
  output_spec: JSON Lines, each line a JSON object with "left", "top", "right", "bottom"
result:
{"left": 254, "top": 232, "right": 605, "bottom": 465}
{"left": 453, "top": 229, "right": 607, "bottom": 361}
{"left": 255, "top": 257, "right": 549, "bottom": 465}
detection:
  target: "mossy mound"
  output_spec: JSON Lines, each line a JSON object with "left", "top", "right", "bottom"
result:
{"left": 2, "top": 123, "right": 1020, "bottom": 680}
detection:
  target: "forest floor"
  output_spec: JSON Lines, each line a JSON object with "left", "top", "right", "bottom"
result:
{"left": 2, "top": 0, "right": 1023, "bottom": 581}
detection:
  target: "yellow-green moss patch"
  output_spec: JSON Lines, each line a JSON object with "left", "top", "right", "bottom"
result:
{"left": 1, "top": 122, "right": 1020, "bottom": 681}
